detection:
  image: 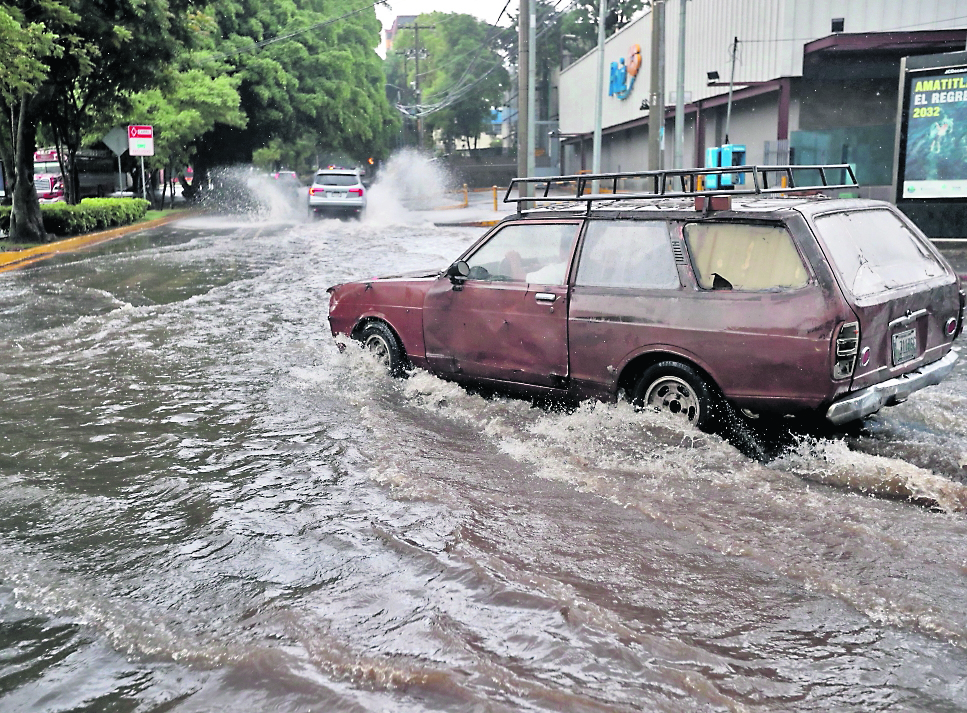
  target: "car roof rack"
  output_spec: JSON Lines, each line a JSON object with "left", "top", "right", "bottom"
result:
{"left": 503, "top": 164, "right": 859, "bottom": 207}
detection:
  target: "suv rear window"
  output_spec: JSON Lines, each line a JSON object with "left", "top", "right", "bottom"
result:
{"left": 314, "top": 173, "right": 358, "bottom": 186}
{"left": 684, "top": 223, "right": 809, "bottom": 291}
{"left": 813, "top": 209, "right": 946, "bottom": 298}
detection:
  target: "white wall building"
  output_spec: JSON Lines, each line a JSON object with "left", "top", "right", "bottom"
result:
{"left": 558, "top": 0, "right": 967, "bottom": 199}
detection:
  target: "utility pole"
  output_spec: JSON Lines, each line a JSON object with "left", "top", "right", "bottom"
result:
{"left": 527, "top": 0, "right": 537, "bottom": 181}
{"left": 518, "top": 0, "right": 532, "bottom": 201}
{"left": 401, "top": 22, "right": 435, "bottom": 148}
{"left": 724, "top": 36, "right": 738, "bottom": 144}
{"left": 674, "top": 0, "right": 686, "bottom": 169}
{"left": 648, "top": 0, "right": 666, "bottom": 170}
{"left": 591, "top": 0, "right": 606, "bottom": 181}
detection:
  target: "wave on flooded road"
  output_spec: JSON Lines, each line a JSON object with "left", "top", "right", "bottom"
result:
{"left": 2, "top": 167, "right": 967, "bottom": 711}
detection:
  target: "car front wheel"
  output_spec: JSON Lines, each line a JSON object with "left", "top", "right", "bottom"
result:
{"left": 356, "top": 321, "right": 406, "bottom": 376}
{"left": 630, "top": 361, "right": 716, "bottom": 430}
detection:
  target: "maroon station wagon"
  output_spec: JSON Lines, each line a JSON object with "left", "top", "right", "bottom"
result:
{"left": 327, "top": 166, "right": 963, "bottom": 430}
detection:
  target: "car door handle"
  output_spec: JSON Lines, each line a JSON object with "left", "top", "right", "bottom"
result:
{"left": 535, "top": 292, "right": 557, "bottom": 303}
{"left": 889, "top": 308, "right": 927, "bottom": 329}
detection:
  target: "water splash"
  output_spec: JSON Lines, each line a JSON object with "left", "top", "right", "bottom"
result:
{"left": 773, "top": 436, "right": 967, "bottom": 512}
{"left": 364, "top": 149, "right": 455, "bottom": 223}
{"left": 195, "top": 166, "right": 309, "bottom": 223}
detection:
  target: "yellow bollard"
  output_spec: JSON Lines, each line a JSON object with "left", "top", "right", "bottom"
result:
{"left": 492, "top": 185, "right": 498, "bottom": 211}
{"left": 462, "top": 183, "right": 469, "bottom": 207}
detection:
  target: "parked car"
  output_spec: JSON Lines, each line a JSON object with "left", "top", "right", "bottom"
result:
{"left": 309, "top": 168, "right": 366, "bottom": 218}
{"left": 327, "top": 166, "right": 963, "bottom": 430}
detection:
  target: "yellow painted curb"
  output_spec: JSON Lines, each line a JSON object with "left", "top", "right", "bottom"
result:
{"left": 433, "top": 219, "right": 500, "bottom": 228}
{"left": 0, "top": 212, "right": 188, "bottom": 274}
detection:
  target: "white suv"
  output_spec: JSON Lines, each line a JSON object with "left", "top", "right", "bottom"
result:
{"left": 309, "top": 168, "right": 366, "bottom": 219}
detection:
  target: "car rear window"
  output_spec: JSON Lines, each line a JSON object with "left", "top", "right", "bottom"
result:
{"left": 813, "top": 209, "right": 946, "bottom": 298}
{"left": 314, "top": 173, "right": 358, "bottom": 186}
{"left": 575, "top": 220, "right": 679, "bottom": 289}
{"left": 684, "top": 222, "right": 809, "bottom": 291}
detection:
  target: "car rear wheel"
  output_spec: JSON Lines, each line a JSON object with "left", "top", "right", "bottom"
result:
{"left": 357, "top": 321, "right": 406, "bottom": 376}
{"left": 630, "top": 361, "right": 716, "bottom": 430}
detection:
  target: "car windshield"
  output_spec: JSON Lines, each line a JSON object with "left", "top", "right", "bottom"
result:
{"left": 814, "top": 209, "right": 946, "bottom": 298}
{"left": 314, "top": 173, "right": 358, "bottom": 186}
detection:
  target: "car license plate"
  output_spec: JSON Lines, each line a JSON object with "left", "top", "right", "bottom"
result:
{"left": 892, "top": 328, "right": 917, "bottom": 365}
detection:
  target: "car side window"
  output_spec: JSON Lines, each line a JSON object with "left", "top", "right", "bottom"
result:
{"left": 683, "top": 222, "right": 809, "bottom": 291}
{"left": 465, "top": 223, "right": 578, "bottom": 284}
{"left": 575, "top": 220, "right": 680, "bottom": 289}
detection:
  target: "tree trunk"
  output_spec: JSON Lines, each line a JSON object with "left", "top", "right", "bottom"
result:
{"left": 9, "top": 97, "right": 47, "bottom": 243}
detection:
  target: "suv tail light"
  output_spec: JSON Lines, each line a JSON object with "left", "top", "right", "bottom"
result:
{"left": 832, "top": 321, "right": 859, "bottom": 380}
{"left": 349, "top": 187, "right": 364, "bottom": 197}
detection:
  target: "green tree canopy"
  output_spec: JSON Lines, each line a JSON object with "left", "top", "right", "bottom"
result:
{"left": 386, "top": 12, "right": 509, "bottom": 152}
{"left": 561, "top": 0, "right": 647, "bottom": 58}
{"left": 193, "top": 0, "right": 397, "bottom": 173}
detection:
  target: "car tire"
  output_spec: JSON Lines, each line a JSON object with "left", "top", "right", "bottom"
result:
{"left": 356, "top": 321, "right": 406, "bottom": 376}
{"left": 630, "top": 360, "right": 717, "bottom": 430}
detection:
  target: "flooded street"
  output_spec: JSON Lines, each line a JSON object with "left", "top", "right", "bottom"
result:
{"left": 2, "top": 183, "right": 967, "bottom": 711}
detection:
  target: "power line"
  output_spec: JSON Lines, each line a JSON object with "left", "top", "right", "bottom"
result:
{"left": 395, "top": 1, "right": 575, "bottom": 118}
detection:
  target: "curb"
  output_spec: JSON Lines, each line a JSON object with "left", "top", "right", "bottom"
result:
{"left": 0, "top": 212, "right": 188, "bottom": 274}
{"left": 433, "top": 219, "right": 501, "bottom": 228}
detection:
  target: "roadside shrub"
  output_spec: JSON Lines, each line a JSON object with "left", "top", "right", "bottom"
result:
{"left": 0, "top": 198, "right": 150, "bottom": 240}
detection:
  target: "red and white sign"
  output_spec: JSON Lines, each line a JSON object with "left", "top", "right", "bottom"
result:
{"left": 128, "top": 125, "right": 154, "bottom": 156}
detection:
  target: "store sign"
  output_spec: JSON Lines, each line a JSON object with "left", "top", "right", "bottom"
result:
{"left": 609, "top": 44, "right": 642, "bottom": 100}
{"left": 900, "top": 68, "right": 967, "bottom": 199}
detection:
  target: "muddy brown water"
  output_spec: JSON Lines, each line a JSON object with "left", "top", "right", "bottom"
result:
{"left": 1, "top": 205, "right": 967, "bottom": 712}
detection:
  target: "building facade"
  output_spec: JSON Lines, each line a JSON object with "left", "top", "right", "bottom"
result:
{"left": 558, "top": 0, "right": 967, "bottom": 200}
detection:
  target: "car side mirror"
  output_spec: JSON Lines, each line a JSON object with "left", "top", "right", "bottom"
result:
{"left": 446, "top": 260, "right": 470, "bottom": 289}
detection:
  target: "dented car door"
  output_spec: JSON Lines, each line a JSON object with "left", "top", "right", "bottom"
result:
{"left": 423, "top": 221, "right": 581, "bottom": 387}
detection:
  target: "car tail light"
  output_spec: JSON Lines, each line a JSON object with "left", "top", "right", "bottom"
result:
{"left": 309, "top": 187, "right": 322, "bottom": 196}
{"left": 349, "top": 187, "right": 363, "bottom": 197}
{"left": 955, "top": 290, "right": 965, "bottom": 339}
{"left": 832, "top": 321, "right": 859, "bottom": 380}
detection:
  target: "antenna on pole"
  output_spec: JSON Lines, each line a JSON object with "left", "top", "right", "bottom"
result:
{"left": 724, "top": 36, "right": 738, "bottom": 144}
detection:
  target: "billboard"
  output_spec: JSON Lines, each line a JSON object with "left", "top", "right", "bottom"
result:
{"left": 897, "top": 57, "right": 967, "bottom": 201}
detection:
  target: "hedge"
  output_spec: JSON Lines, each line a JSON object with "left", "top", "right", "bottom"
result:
{"left": 0, "top": 198, "right": 150, "bottom": 239}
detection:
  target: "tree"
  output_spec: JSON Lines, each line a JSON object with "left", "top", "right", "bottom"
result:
{"left": 389, "top": 13, "right": 509, "bottom": 152}
{"left": 0, "top": 0, "right": 191, "bottom": 241}
{"left": 126, "top": 68, "right": 246, "bottom": 202}
{"left": 0, "top": 1, "right": 72, "bottom": 241}
{"left": 560, "top": 0, "right": 647, "bottom": 58}
{"left": 192, "top": 0, "right": 398, "bottom": 178}
{"left": 39, "top": 0, "right": 194, "bottom": 205}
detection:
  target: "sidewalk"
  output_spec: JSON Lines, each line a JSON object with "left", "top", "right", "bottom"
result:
{"left": 432, "top": 186, "right": 517, "bottom": 227}
{"left": 0, "top": 212, "right": 187, "bottom": 274}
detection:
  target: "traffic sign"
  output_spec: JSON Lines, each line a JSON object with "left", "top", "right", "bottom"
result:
{"left": 128, "top": 125, "right": 154, "bottom": 156}
{"left": 102, "top": 126, "right": 129, "bottom": 156}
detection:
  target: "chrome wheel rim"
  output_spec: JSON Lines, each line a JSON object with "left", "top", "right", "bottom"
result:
{"left": 643, "top": 376, "right": 700, "bottom": 424}
{"left": 364, "top": 334, "right": 391, "bottom": 368}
